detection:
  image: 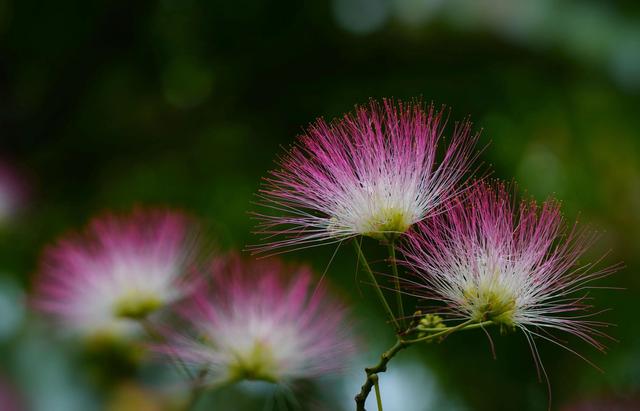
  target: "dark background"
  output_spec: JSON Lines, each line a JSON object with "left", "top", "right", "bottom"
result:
{"left": 0, "top": 1, "right": 639, "bottom": 410}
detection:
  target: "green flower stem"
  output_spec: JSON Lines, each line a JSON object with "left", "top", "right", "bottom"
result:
{"left": 139, "top": 318, "right": 195, "bottom": 380}
{"left": 184, "top": 387, "right": 204, "bottom": 411}
{"left": 355, "top": 320, "right": 493, "bottom": 411}
{"left": 353, "top": 239, "right": 401, "bottom": 331}
{"left": 372, "top": 374, "right": 383, "bottom": 411}
{"left": 402, "top": 319, "right": 477, "bottom": 344}
{"left": 409, "top": 321, "right": 494, "bottom": 336}
{"left": 184, "top": 368, "right": 210, "bottom": 411}
{"left": 139, "top": 318, "right": 215, "bottom": 411}
{"left": 387, "top": 241, "right": 405, "bottom": 328}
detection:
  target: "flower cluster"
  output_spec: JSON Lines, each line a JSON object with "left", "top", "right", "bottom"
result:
{"left": 30, "top": 98, "right": 618, "bottom": 410}
{"left": 33, "top": 209, "right": 353, "bottom": 389}
{"left": 250, "top": 99, "right": 617, "bottom": 409}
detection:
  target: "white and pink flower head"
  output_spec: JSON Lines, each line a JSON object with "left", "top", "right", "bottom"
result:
{"left": 399, "top": 182, "right": 618, "bottom": 366}
{"left": 33, "top": 208, "right": 201, "bottom": 340}
{"left": 157, "top": 254, "right": 355, "bottom": 385}
{"left": 253, "top": 98, "right": 479, "bottom": 253}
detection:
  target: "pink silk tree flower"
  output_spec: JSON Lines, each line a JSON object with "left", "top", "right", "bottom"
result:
{"left": 33, "top": 209, "right": 201, "bottom": 340}
{"left": 253, "top": 99, "right": 479, "bottom": 253}
{"left": 399, "top": 182, "right": 618, "bottom": 370}
{"left": 156, "top": 255, "right": 354, "bottom": 385}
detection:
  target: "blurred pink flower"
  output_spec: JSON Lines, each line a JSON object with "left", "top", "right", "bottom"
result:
{"left": 253, "top": 99, "right": 479, "bottom": 253}
{"left": 0, "top": 375, "right": 23, "bottom": 411}
{"left": 33, "top": 208, "right": 201, "bottom": 340}
{"left": 399, "top": 182, "right": 619, "bottom": 371}
{"left": 155, "top": 254, "right": 355, "bottom": 385}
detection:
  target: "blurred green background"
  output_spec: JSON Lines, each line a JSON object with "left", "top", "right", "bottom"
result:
{"left": 1, "top": 0, "right": 639, "bottom": 410}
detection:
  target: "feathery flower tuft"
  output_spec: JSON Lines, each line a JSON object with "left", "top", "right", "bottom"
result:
{"left": 156, "top": 254, "right": 354, "bottom": 385}
{"left": 399, "top": 182, "right": 618, "bottom": 363}
{"left": 253, "top": 99, "right": 479, "bottom": 253}
{"left": 33, "top": 209, "right": 201, "bottom": 340}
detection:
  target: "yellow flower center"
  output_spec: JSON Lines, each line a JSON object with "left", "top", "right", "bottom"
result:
{"left": 361, "top": 207, "right": 413, "bottom": 240}
{"left": 113, "top": 291, "right": 163, "bottom": 320}
{"left": 228, "top": 340, "right": 279, "bottom": 383}
{"left": 463, "top": 282, "right": 517, "bottom": 329}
